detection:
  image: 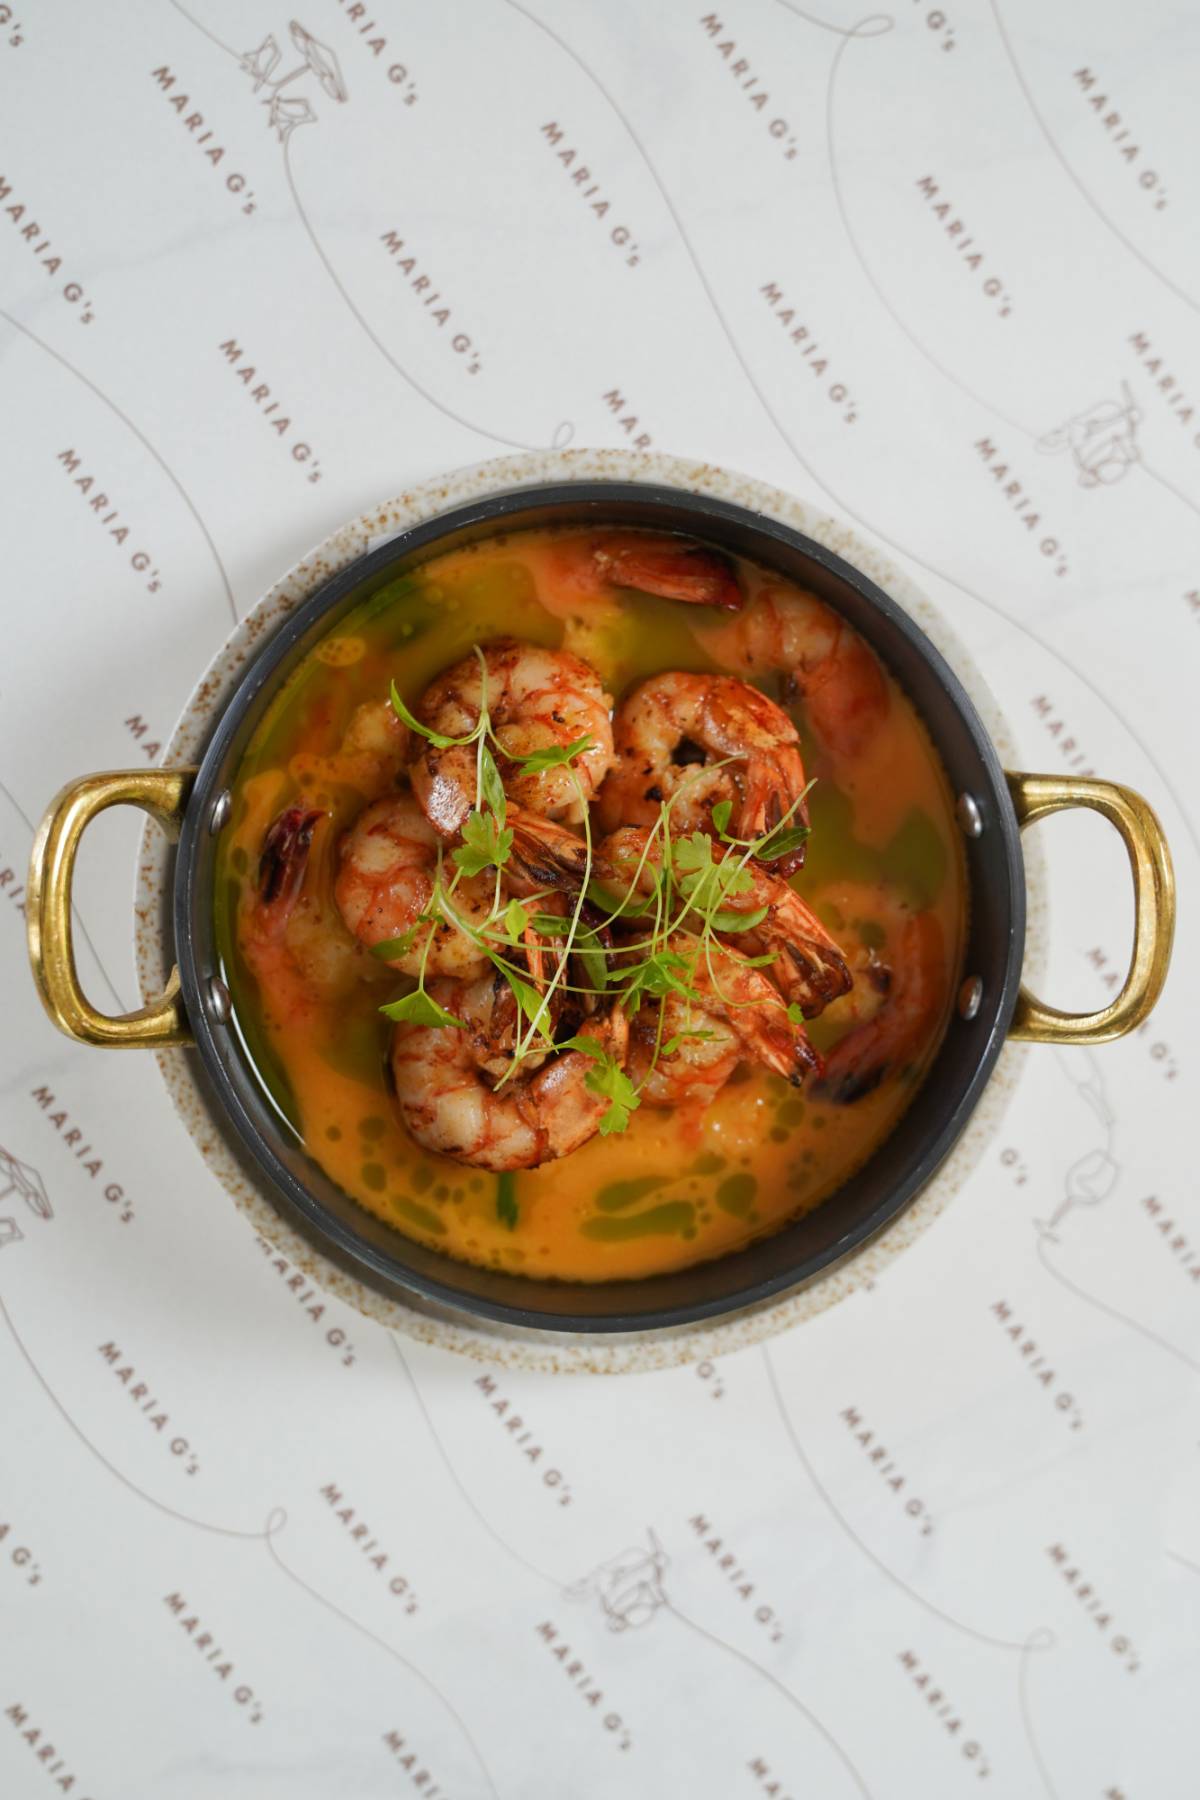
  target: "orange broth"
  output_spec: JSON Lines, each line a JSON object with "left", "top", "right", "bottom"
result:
{"left": 216, "top": 527, "right": 966, "bottom": 1282}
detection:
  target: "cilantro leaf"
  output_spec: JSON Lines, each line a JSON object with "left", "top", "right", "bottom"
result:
{"left": 389, "top": 680, "right": 466, "bottom": 749}
{"left": 452, "top": 809, "right": 514, "bottom": 877}
{"left": 709, "top": 903, "right": 769, "bottom": 934}
{"left": 503, "top": 897, "right": 530, "bottom": 941}
{"left": 509, "top": 974, "right": 554, "bottom": 1038}
{"left": 505, "top": 732, "right": 595, "bottom": 775}
{"left": 574, "top": 927, "right": 610, "bottom": 997}
{"left": 369, "top": 918, "right": 428, "bottom": 959}
{"left": 613, "top": 948, "right": 696, "bottom": 1009}
{"left": 586, "top": 877, "right": 655, "bottom": 918}
{"left": 754, "top": 823, "right": 810, "bottom": 863}
{"left": 487, "top": 953, "right": 555, "bottom": 1042}
{"left": 560, "top": 1036, "right": 641, "bottom": 1135}
{"left": 709, "top": 795, "right": 811, "bottom": 862}
{"left": 661, "top": 1030, "right": 717, "bottom": 1056}
{"left": 480, "top": 743, "right": 507, "bottom": 825}
{"left": 674, "top": 832, "right": 755, "bottom": 913}
{"left": 786, "top": 1002, "right": 807, "bottom": 1027}
{"left": 380, "top": 989, "right": 465, "bottom": 1029}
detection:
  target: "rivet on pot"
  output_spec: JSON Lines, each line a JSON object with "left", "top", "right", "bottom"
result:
{"left": 208, "top": 976, "right": 233, "bottom": 1025}
{"left": 958, "top": 976, "right": 983, "bottom": 1021}
{"left": 956, "top": 793, "right": 983, "bottom": 838}
{"left": 209, "top": 789, "right": 232, "bottom": 834}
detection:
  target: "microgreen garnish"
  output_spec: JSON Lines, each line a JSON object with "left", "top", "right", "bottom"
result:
{"left": 369, "top": 919, "right": 429, "bottom": 960}
{"left": 452, "top": 809, "right": 514, "bottom": 877}
{"left": 389, "top": 680, "right": 463, "bottom": 748}
{"left": 661, "top": 1029, "right": 717, "bottom": 1056}
{"left": 507, "top": 732, "right": 595, "bottom": 774}
{"left": 674, "top": 831, "right": 755, "bottom": 913}
{"left": 503, "top": 897, "right": 531, "bottom": 941}
{"left": 378, "top": 667, "right": 818, "bottom": 1154}
{"left": 380, "top": 988, "right": 465, "bottom": 1030}
{"left": 561, "top": 1036, "right": 641, "bottom": 1135}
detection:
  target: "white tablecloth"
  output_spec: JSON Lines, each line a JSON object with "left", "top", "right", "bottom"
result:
{"left": 1, "top": 2, "right": 1197, "bottom": 1794}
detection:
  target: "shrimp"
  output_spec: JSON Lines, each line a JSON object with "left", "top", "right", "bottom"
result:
{"left": 389, "top": 976, "right": 630, "bottom": 1170}
{"left": 545, "top": 531, "right": 744, "bottom": 612}
{"left": 333, "top": 790, "right": 494, "bottom": 978}
{"left": 410, "top": 638, "right": 615, "bottom": 836}
{"left": 243, "top": 805, "right": 382, "bottom": 1028}
{"left": 694, "top": 585, "right": 890, "bottom": 762}
{"left": 628, "top": 934, "right": 820, "bottom": 1109}
{"left": 596, "top": 827, "right": 852, "bottom": 1020}
{"left": 809, "top": 886, "right": 948, "bottom": 1103}
{"left": 289, "top": 699, "right": 411, "bottom": 801}
{"left": 596, "top": 672, "right": 809, "bottom": 867}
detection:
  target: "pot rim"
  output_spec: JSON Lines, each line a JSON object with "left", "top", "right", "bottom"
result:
{"left": 135, "top": 448, "right": 1034, "bottom": 1371}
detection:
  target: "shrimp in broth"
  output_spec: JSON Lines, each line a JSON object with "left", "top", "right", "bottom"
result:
{"left": 217, "top": 526, "right": 965, "bottom": 1282}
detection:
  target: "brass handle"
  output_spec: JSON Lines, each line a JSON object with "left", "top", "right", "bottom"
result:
{"left": 27, "top": 769, "right": 198, "bottom": 1048}
{"left": 1007, "top": 771, "right": 1175, "bottom": 1044}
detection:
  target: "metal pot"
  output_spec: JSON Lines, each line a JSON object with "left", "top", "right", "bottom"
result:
{"left": 27, "top": 466, "right": 1174, "bottom": 1344}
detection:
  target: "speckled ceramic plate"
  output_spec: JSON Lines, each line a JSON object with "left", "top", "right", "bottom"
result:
{"left": 135, "top": 451, "right": 1043, "bottom": 1374}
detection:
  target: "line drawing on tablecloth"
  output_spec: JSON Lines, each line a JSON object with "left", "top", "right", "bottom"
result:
{"left": 391, "top": 1336, "right": 560, "bottom": 1586}
{"left": 764, "top": 1347, "right": 1060, "bottom": 1793}
{"left": 1018, "top": 1627, "right": 1062, "bottom": 1800}
{"left": 393, "top": 1336, "right": 872, "bottom": 1792}
{"left": 1035, "top": 1050, "right": 1200, "bottom": 1373}
{"left": 762, "top": 1345, "right": 1048, "bottom": 1653}
{"left": 0, "top": 1285, "right": 501, "bottom": 1793}
{"left": 987, "top": 0, "right": 1199, "bottom": 321}
{"left": 1037, "top": 385, "right": 1143, "bottom": 488}
{"left": 822, "top": 24, "right": 1200, "bottom": 523}
{"left": 665, "top": 1597, "right": 874, "bottom": 1798}
{"left": 262, "top": 1509, "right": 502, "bottom": 1800}
{"left": 0, "top": 1143, "right": 50, "bottom": 1252}
{"left": 774, "top": 1, "right": 893, "bottom": 39}
{"left": 281, "top": 141, "right": 574, "bottom": 454}
{"left": 165, "top": 0, "right": 575, "bottom": 453}
{"left": 0, "top": 1143, "right": 51, "bottom": 1218}
{"left": 501, "top": 3, "right": 1200, "bottom": 867}
{"left": 240, "top": 22, "right": 347, "bottom": 143}
{"left": 0, "top": 307, "right": 239, "bottom": 624}
{"left": 0, "top": 1286, "right": 264, "bottom": 1541}
{"left": 565, "top": 1530, "right": 669, "bottom": 1630}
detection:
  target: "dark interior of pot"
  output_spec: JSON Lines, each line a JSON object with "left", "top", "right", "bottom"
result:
{"left": 174, "top": 484, "right": 1025, "bottom": 1332}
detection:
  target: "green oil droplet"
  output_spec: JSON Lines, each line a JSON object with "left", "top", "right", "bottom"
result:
{"left": 396, "top": 1197, "right": 446, "bottom": 1236}
{"left": 596, "top": 1175, "right": 668, "bottom": 1213}
{"left": 360, "top": 1115, "right": 387, "bottom": 1140}
{"left": 582, "top": 1202, "right": 696, "bottom": 1241}
{"left": 884, "top": 806, "right": 946, "bottom": 910}
{"left": 689, "top": 1153, "right": 725, "bottom": 1175}
{"left": 717, "top": 1173, "right": 757, "bottom": 1218}
{"left": 362, "top": 1163, "right": 386, "bottom": 1192}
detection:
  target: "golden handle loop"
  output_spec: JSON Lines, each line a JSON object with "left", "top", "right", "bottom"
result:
{"left": 27, "top": 769, "right": 197, "bottom": 1048}
{"left": 1007, "top": 772, "right": 1175, "bottom": 1045}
